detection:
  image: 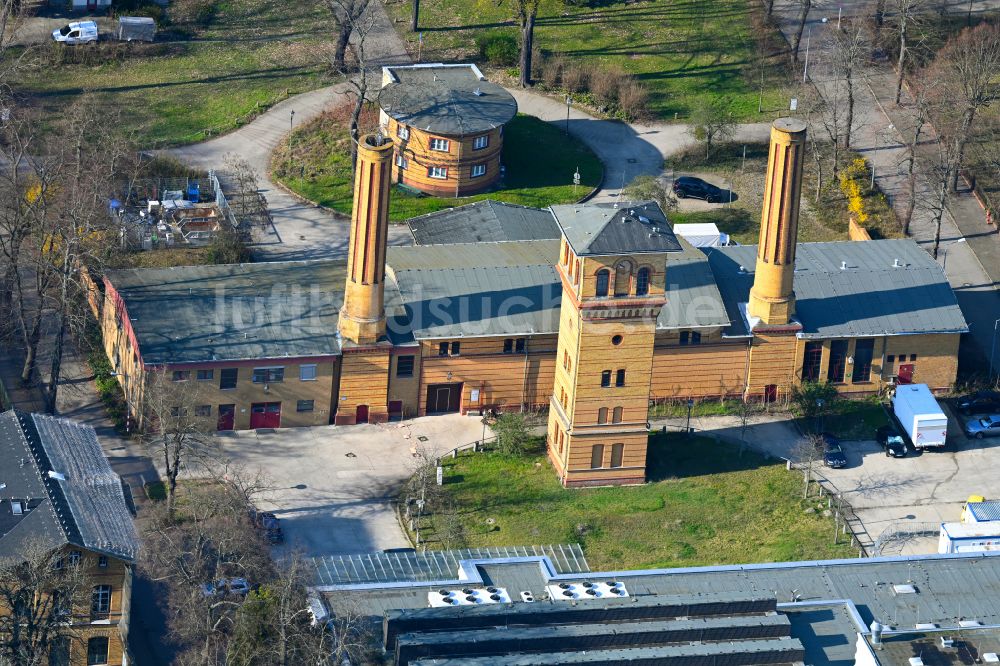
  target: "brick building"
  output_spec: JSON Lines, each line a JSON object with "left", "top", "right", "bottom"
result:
{"left": 99, "top": 121, "right": 966, "bottom": 483}
{"left": 0, "top": 411, "right": 139, "bottom": 666}
{"left": 378, "top": 63, "right": 517, "bottom": 196}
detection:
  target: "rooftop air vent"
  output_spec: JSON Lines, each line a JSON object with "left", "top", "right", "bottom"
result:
{"left": 427, "top": 587, "right": 511, "bottom": 608}
{"left": 959, "top": 620, "right": 983, "bottom": 628}
{"left": 47, "top": 470, "right": 66, "bottom": 481}
{"left": 940, "top": 637, "right": 955, "bottom": 649}
{"left": 915, "top": 623, "right": 938, "bottom": 630}
{"left": 840, "top": 261, "right": 848, "bottom": 270}
{"left": 473, "top": 87, "right": 484, "bottom": 96}
{"left": 546, "top": 581, "right": 628, "bottom": 601}
{"left": 983, "top": 653, "right": 999, "bottom": 663}
{"left": 892, "top": 584, "right": 918, "bottom": 595}
{"left": 893, "top": 258, "right": 902, "bottom": 268}
{"left": 909, "top": 659, "right": 924, "bottom": 666}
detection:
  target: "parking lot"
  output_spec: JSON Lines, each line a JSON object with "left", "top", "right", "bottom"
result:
{"left": 216, "top": 414, "right": 487, "bottom": 557}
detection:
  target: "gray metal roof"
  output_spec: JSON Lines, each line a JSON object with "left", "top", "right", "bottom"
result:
{"left": 386, "top": 241, "right": 563, "bottom": 340}
{"left": 107, "top": 260, "right": 348, "bottom": 365}
{"left": 0, "top": 411, "right": 138, "bottom": 562}
{"left": 658, "top": 236, "right": 731, "bottom": 331}
{"left": 379, "top": 64, "right": 518, "bottom": 136}
{"left": 705, "top": 239, "right": 969, "bottom": 338}
{"left": 551, "top": 201, "right": 681, "bottom": 256}
{"left": 407, "top": 200, "right": 560, "bottom": 246}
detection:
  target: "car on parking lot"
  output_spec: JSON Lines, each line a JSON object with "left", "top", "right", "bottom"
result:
{"left": 957, "top": 391, "right": 1000, "bottom": 415}
{"left": 201, "top": 577, "right": 251, "bottom": 597}
{"left": 876, "top": 425, "right": 908, "bottom": 457}
{"left": 964, "top": 414, "right": 1000, "bottom": 439}
{"left": 672, "top": 176, "right": 726, "bottom": 203}
{"left": 821, "top": 433, "right": 847, "bottom": 468}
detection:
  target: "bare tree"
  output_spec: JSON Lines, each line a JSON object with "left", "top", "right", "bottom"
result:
{"left": 828, "top": 23, "right": 867, "bottom": 150}
{"left": 737, "top": 398, "right": 763, "bottom": 457}
{"left": 926, "top": 22, "right": 1000, "bottom": 191}
{"left": 791, "top": 0, "right": 812, "bottom": 62}
{"left": 325, "top": 0, "right": 371, "bottom": 73}
{"left": 326, "top": 0, "right": 379, "bottom": 170}
{"left": 402, "top": 446, "right": 444, "bottom": 547}
{"left": 886, "top": 0, "right": 927, "bottom": 105}
{"left": 513, "top": 0, "right": 542, "bottom": 88}
{"left": 0, "top": 541, "right": 93, "bottom": 666}
{"left": 899, "top": 83, "right": 934, "bottom": 234}
{"left": 791, "top": 433, "right": 826, "bottom": 498}
{"left": 141, "top": 368, "right": 220, "bottom": 522}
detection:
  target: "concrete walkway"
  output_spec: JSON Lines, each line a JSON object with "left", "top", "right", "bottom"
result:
{"left": 769, "top": 0, "right": 1000, "bottom": 366}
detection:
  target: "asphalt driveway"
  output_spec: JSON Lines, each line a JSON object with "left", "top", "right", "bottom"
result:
{"left": 217, "top": 414, "right": 488, "bottom": 557}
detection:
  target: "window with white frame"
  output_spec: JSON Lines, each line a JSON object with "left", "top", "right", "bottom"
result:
{"left": 395, "top": 154, "right": 408, "bottom": 169}
{"left": 251, "top": 367, "right": 284, "bottom": 383}
{"left": 397, "top": 125, "right": 410, "bottom": 140}
{"left": 430, "top": 138, "right": 450, "bottom": 152}
{"left": 471, "top": 163, "right": 487, "bottom": 178}
{"left": 299, "top": 364, "right": 317, "bottom": 381}
{"left": 472, "top": 135, "right": 489, "bottom": 150}
{"left": 428, "top": 166, "right": 448, "bottom": 179}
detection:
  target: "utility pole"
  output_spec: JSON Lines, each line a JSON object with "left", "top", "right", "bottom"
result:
{"left": 565, "top": 95, "right": 572, "bottom": 134}
{"left": 803, "top": 26, "right": 811, "bottom": 83}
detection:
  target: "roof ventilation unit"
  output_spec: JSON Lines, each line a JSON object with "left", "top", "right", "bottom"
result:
{"left": 909, "top": 658, "right": 925, "bottom": 666}
{"left": 914, "top": 623, "right": 938, "bottom": 630}
{"left": 959, "top": 620, "right": 983, "bottom": 628}
{"left": 840, "top": 261, "right": 848, "bottom": 270}
{"left": 983, "top": 653, "right": 1000, "bottom": 663}
{"left": 892, "top": 583, "right": 918, "bottom": 595}
{"left": 427, "top": 587, "right": 511, "bottom": 608}
{"left": 940, "top": 637, "right": 955, "bottom": 649}
{"left": 520, "top": 591, "right": 535, "bottom": 603}
{"left": 546, "top": 580, "right": 628, "bottom": 601}
{"left": 893, "top": 258, "right": 902, "bottom": 268}
{"left": 473, "top": 87, "right": 484, "bottom": 96}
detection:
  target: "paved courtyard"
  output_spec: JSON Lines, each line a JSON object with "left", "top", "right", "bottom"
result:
{"left": 217, "top": 414, "right": 488, "bottom": 557}
{"left": 675, "top": 406, "right": 1000, "bottom": 557}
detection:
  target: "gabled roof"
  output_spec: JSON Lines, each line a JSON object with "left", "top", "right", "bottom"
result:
{"left": 706, "top": 239, "right": 969, "bottom": 338}
{"left": 379, "top": 64, "right": 518, "bottom": 136}
{"left": 407, "top": 201, "right": 560, "bottom": 245}
{"left": 550, "top": 201, "right": 681, "bottom": 256}
{"left": 0, "top": 411, "right": 138, "bottom": 562}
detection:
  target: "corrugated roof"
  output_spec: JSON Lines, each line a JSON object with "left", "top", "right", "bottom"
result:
{"left": 379, "top": 64, "right": 518, "bottom": 136}
{"left": 551, "top": 201, "right": 681, "bottom": 256}
{"left": 0, "top": 411, "right": 138, "bottom": 562}
{"left": 706, "top": 240, "right": 968, "bottom": 338}
{"left": 407, "top": 200, "right": 560, "bottom": 245}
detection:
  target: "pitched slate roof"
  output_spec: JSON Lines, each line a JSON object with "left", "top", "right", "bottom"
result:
{"left": 657, "top": 237, "right": 732, "bottom": 331}
{"left": 706, "top": 239, "right": 969, "bottom": 338}
{"left": 379, "top": 64, "right": 518, "bottom": 136}
{"left": 551, "top": 201, "right": 681, "bottom": 256}
{"left": 0, "top": 410, "right": 138, "bottom": 562}
{"left": 408, "top": 201, "right": 560, "bottom": 245}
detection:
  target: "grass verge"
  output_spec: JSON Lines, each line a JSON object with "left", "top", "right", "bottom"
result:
{"left": 273, "top": 111, "right": 602, "bottom": 222}
{"left": 14, "top": 0, "right": 331, "bottom": 146}
{"left": 389, "top": 0, "right": 791, "bottom": 121}
{"left": 414, "top": 433, "right": 856, "bottom": 570}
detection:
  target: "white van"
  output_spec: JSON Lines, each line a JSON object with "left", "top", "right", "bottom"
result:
{"left": 52, "top": 21, "right": 99, "bottom": 45}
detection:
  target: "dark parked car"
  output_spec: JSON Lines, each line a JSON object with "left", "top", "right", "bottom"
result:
{"left": 876, "top": 425, "right": 907, "bottom": 457}
{"left": 249, "top": 508, "right": 284, "bottom": 544}
{"left": 964, "top": 414, "right": 1000, "bottom": 439}
{"left": 821, "top": 433, "right": 847, "bottom": 468}
{"left": 672, "top": 176, "right": 726, "bottom": 203}
{"left": 957, "top": 391, "right": 1000, "bottom": 415}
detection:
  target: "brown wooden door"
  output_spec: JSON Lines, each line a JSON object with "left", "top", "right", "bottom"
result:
{"left": 356, "top": 405, "right": 369, "bottom": 424}
{"left": 426, "top": 383, "right": 462, "bottom": 413}
{"left": 217, "top": 404, "right": 235, "bottom": 431}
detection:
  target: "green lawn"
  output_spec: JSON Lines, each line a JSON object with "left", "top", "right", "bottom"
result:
{"left": 419, "top": 433, "right": 856, "bottom": 570}
{"left": 273, "top": 113, "right": 602, "bottom": 222}
{"left": 15, "top": 0, "right": 331, "bottom": 146}
{"left": 390, "top": 0, "right": 789, "bottom": 121}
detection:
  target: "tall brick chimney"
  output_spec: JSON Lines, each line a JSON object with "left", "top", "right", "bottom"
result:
{"left": 748, "top": 118, "right": 807, "bottom": 327}
{"left": 338, "top": 133, "right": 393, "bottom": 345}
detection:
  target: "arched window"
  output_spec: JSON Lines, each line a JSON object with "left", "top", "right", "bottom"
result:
{"left": 614, "top": 260, "right": 633, "bottom": 297}
{"left": 597, "top": 407, "right": 608, "bottom": 424}
{"left": 595, "top": 269, "right": 610, "bottom": 297}
{"left": 612, "top": 406, "right": 623, "bottom": 423}
{"left": 561, "top": 242, "right": 568, "bottom": 265}
{"left": 636, "top": 267, "right": 651, "bottom": 296}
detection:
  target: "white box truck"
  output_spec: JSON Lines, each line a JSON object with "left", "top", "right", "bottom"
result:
{"left": 892, "top": 384, "right": 948, "bottom": 450}
{"left": 938, "top": 522, "right": 1000, "bottom": 553}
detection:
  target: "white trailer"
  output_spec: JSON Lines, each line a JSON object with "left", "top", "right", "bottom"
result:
{"left": 117, "top": 17, "right": 156, "bottom": 43}
{"left": 891, "top": 383, "right": 948, "bottom": 450}
{"left": 938, "top": 522, "right": 1000, "bottom": 554}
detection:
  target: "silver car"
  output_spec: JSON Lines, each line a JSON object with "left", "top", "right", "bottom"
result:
{"left": 964, "top": 414, "right": 1000, "bottom": 439}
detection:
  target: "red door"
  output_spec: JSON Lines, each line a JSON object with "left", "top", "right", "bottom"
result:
{"left": 217, "top": 404, "right": 235, "bottom": 431}
{"left": 763, "top": 384, "right": 778, "bottom": 403}
{"left": 356, "top": 405, "right": 369, "bottom": 424}
{"left": 250, "top": 402, "right": 281, "bottom": 428}
{"left": 897, "top": 364, "right": 914, "bottom": 384}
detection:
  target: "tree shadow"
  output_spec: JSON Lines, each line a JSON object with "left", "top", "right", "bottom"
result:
{"left": 645, "top": 431, "right": 777, "bottom": 482}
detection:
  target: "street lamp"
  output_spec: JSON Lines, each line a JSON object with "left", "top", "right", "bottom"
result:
{"left": 565, "top": 95, "right": 572, "bottom": 134}
{"left": 288, "top": 109, "right": 296, "bottom": 173}
{"left": 685, "top": 398, "right": 694, "bottom": 436}
{"left": 939, "top": 237, "right": 966, "bottom": 271}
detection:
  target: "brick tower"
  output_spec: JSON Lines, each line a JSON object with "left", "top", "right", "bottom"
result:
{"left": 335, "top": 133, "right": 394, "bottom": 424}
{"left": 546, "top": 202, "right": 681, "bottom": 487}
{"left": 748, "top": 117, "right": 806, "bottom": 326}
{"left": 745, "top": 118, "right": 806, "bottom": 401}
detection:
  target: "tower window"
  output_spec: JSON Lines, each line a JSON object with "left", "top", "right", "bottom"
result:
{"left": 615, "top": 369, "right": 626, "bottom": 387}
{"left": 504, "top": 339, "right": 513, "bottom": 354}
{"left": 515, "top": 338, "right": 526, "bottom": 353}
{"left": 600, "top": 370, "right": 612, "bottom": 387}
{"left": 595, "top": 269, "right": 610, "bottom": 297}
{"left": 612, "top": 406, "right": 623, "bottom": 423}
{"left": 598, "top": 407, "right": 608, "bottom": 424}
{"left": 439, "top": 342, "right": 449, "bottom": 357}
{"left": 636, "top": 267, "right": 650, "bottom": 296}
{"left": 451, "top": 341, "right": 461, "bottom": 356}
{"left": 610, "top": 443, "right": 624, "bottom": 468}
{"left": 611, "top": 335, "right": 623, "bottom": 346}
{"left": 614, "top": 260, "right": 633, "bottom": 297}
{"left": 590, "top": 444, "right": 605, "bottom": 469}
{"left": 396, "top": 355, "right": 415, "bottom": 377}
